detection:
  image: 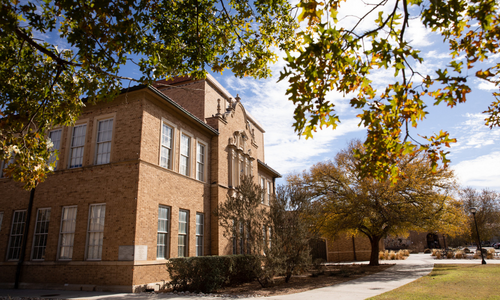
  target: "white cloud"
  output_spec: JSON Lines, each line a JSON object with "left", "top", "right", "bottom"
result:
{"left": 264, "top": 118, "right": 365, "bottom": 175}
{"left": 423, "top": 50, "right": 451, "bottom": 60}
{"left": 475, "top": 78, "right": 497, "bottom": 91}
{"left": 452, "top": 151, "right": 500, "bottom": 190}
{"left": 406, "top": 18, "right": 434, "bottom": 47}
{"left": 220, "top": 64, "right": 366, "bottom": 176}
{"left": 451, "top": 113, "right": 500, "bottom": 152}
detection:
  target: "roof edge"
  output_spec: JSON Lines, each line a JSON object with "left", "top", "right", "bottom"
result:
{"left": 146, "top": 86, "right": 219, "bottom": 136}
{"left": 257, "top": 159, "right": 282, "bottom": 178}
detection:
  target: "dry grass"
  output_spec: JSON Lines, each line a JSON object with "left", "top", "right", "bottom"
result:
{"left": 379, "top": 250, "right": 409, "bottom": 260}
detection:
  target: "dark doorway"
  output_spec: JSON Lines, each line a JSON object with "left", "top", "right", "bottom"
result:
{"left": 426, "top": 233, "right": 441, "bottom": 249}
{"left": 310, "top": 238, "right": 327, "bottom": 261}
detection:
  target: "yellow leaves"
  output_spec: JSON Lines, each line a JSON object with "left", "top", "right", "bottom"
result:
{"left": 297, "top": 0, "right": 324, "bottom": 24}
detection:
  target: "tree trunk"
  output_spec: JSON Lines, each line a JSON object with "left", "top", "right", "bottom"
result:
{"left": 369, "top": 236, "right": 381, "bottom": 266}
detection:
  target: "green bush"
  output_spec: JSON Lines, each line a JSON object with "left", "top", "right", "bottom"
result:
{"left": 228, "top": 255, "right": 260, "bottom": 285}
{"left": 166, "top": 255, "right": 260, "bottom": 293}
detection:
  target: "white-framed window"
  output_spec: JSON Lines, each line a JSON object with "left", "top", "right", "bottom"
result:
{"left": 58, "top": 206, "right": 77, "bottom": 260}
{"left": 31, "top": 208, "right": 51, "bottom": 260}
{"left": 0, "top": 211, "right": 4, "bottom": 231}
{"left": 231, "top": 152, "right": 237, "bottom": 187}
{"left": 195, "top": 213, "right": 204, "bottom": 256}
{"left": 0, "top": 157, "right": 15, "bottom": 178}
{"left": 95, "top": 119, "right": 113, "bottom": 165}
{"left": 262, "top": 225, "right": 267, "bottom": 252}
{"left": 240, "top": 157, "right": 245, "bottom": 178}
{"left": 261, "top": 178, "right": 265, "bottom": 204}
{"left": 267, "top": 181, "right": 272, "bottom": 205}
{"left": 160, "top": 123, "right": 174, "bottom": 169}
{"left": 178, "top": 210, "right": 189, "bottom": 257}
{"left": 245, "top": 222, "right": 251, "bottom": 254}
{"left": 239, "top": 222, "right": 244, "bottom": 254}
{"left": 86, "top": 204, "right": 106, "bottom": 260}
{"left": 157, "top": 206, "right": 170, "bottom": 259}
{"left": 180, "top": 134, "right": 191, "bottom": 176}
{"left": 196, "top": 143, "right": 205, "bottom": 181}
{"left": 69, "top": 124, "right": 87, "bottom": 168}
{"left": 268, "top": 227, "right": 272, "bottom": 249}
{"left": 48, "top": 129, "right": 62, "bottom": 169}
{"left": 7, "top": 210, "right": 26, "bottom": 260}
{"left": 232, "top": 220, "right": 237, "bottom": 254}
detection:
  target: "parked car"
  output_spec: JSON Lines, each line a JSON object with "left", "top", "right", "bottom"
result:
{"left": 493, "top": 242, "right": 500, "bottom": 249}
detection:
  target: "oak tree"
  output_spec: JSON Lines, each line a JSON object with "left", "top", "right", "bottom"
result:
{"left": 299, "top": 140, "right": 465, "bottom": 266}
{"left": 280, "top": 0, "right": 500, "bottom": 182}
{"left": 0, "top": 0, "right": 295, "bottom": 189}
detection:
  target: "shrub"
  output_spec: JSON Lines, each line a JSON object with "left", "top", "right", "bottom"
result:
{"left": 446, "top": 251, "right": 454, "bottom": 259}
{"left": 389, "top": 251, "right": 396, "bottom": 260}
{"left": 435, "top": 251, "right": 442, "bottom": 259}
{"left": 431, "top": 249, "right": 439, "bottom": 256}
{"left": 455, "top": 251, "right": 464, "bottom": 259}
{"left": 229, "top": 255, "right": 261, "bottom": 285}
{"left": 311, "top": 258, "right": 326, "bottom": 276}
{"left": 487, "top": 248, "right": 496, "bottom": 254}
{"left": 464, "top": 248, "right": 471, "bottom": 253}
{"left": 166, "top": 255, "right": 260, "bottom": 293}
{"left": 379, "top": 251, "right": 385, "bottom": 260}
{"left": 487, "top": 252, "right": 493, "bottom": 259}
{"left": 424, "top": 248, "right": 431, "bottom": 254}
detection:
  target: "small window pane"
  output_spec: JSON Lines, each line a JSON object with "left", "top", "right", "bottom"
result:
{"left": 160, "top": 124, "right": 173, "bottom": 169}
{"left": 178, "top": 210, "right": 189, "bottom": 257}
{"left": 96, "top": 119, "right": 113, "bottom": 165}
{"left": 32, "top": 208, "right": 51, "bottom": 260}
{"left": 157, "top": 206, "right": 170, "bottom": 259}
{"left": 59, "top": 206, "right": 77, "bottom": 260}
{"left": 7, "top": 210, "right": 27, "bottom": 260}
{"left": 196, "top": 213, "right": 204, "bottom": 256}
{"left": 196, "top": 143, "right": 205, "bottom": 181}
{"left": 49, "top": 129, "right": 62, "bottom": 169}
{"left": 69, "top": 124, "right": 87, "bottom": 168}
{"left": 180, "top": 134, "right": 190, "bottom": 176}
{"left": 86, "top": 204, "right": 106, "bottom": 260}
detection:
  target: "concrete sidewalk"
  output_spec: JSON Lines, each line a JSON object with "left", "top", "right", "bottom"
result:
{"left": 1, "top": 254, "right": 498, "bottom": 300}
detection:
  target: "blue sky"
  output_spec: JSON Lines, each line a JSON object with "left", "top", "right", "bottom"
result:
{"left": 209, "top": 0, "right": 500, "bottom": 191}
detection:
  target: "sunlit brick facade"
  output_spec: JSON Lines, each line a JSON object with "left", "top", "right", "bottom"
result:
{"left": 0, "top": 75, "right": 280, "bottom": 292}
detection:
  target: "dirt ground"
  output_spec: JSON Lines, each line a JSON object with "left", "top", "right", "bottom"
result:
{"left": 197, "top": 264, "right": 394, "bottom": 298}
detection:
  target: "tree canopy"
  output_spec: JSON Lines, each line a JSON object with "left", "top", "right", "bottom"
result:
{"left": 0, "top": 0, "right": 295, "bottom": 189}
{"left": 280, "top": 0, "right": 500, "bottom": 182}
{"left": 296, "top": 140, "right": 465, "bottom": 266}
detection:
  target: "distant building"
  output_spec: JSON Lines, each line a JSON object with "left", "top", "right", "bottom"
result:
{"left": 385, "top": 232, "right": 447, "bottom": 252}
{"left": 0, "top": 75, "right": 280, "bottom": 292}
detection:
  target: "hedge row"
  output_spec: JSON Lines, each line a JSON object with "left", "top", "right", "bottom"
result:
{"left": 166, "top": 255, "right": 261, "bottom": 293}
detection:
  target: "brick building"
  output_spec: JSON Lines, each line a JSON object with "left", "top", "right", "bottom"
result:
{"left": 0, "top": 75, "right": 280, "bottom": 292}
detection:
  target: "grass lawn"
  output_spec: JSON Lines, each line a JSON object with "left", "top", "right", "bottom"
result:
{"left": 369, "top": 264, "right": 500, "bottom": 300}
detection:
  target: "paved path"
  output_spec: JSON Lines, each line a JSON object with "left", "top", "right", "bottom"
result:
{"left": 1, "top": 254, "right": 499, "bottom": 300}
